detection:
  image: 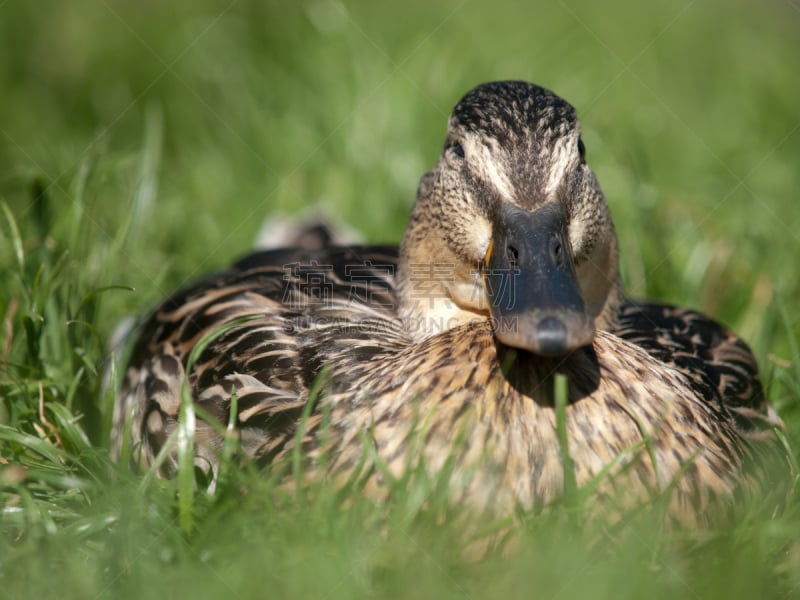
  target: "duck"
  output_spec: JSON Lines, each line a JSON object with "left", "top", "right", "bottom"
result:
{"left": 113, "top": 80, "right": 788, "bottom": 527}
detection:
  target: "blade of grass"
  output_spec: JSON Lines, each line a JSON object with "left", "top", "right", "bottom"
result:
{"left": 1, "top": 201, "right": 25, "bottom": 271}
{"left": 554, "top": 373, "right": 576, "bottom": 503}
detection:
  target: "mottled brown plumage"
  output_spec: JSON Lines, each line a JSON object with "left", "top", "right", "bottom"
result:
{"left": 113, "top": 81, "right": 788, "bottom": 526}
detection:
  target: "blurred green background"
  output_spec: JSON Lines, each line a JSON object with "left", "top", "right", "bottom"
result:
{"left": 1, "top": 0, "right": 799, "bottom": 597}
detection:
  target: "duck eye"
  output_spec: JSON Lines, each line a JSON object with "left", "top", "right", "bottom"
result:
{"left": 450, "top": 143, "right": 465, "bottom": 158}
{"left": 577, "top": 137, "right": 586, "bottom": 163}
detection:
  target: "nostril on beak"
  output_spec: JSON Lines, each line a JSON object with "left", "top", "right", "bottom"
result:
{"left": 535, "top": 317, "right": 568, "bottom": 356}
{"left": 549, "top": 237, "right": 564, "bottom": 266}
{"left": 507, "top": 245, "right": 520, "bottom": 266}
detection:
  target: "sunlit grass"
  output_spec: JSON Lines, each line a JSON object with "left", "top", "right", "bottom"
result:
{"left": 1, "top": 0, "right": 799, "bottom": 597}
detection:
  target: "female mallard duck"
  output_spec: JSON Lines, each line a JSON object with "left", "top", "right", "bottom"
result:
{"left": 114, "top": 81, "right": 787, "bottom": 526}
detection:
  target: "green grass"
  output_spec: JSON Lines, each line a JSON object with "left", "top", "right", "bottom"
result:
{"left": 1, "top": 0, "right": 799, "bottom": 597}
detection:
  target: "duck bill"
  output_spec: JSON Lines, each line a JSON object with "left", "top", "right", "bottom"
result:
{"left": 483, "top": 202, "right": 594, "bottom": 356}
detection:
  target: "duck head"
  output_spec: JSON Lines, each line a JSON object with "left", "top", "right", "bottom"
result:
{"left": 398, "top": 81, "right": 622, "bottom": 356}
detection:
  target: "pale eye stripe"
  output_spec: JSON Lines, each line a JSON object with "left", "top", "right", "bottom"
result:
{"left": 466, "top": 137, "right": 515, "bottom": 201}
{"left": 545, "top": 138, "right": 574, "bottom": 197}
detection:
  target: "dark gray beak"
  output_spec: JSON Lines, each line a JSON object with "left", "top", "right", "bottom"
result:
{"left": 483, "top": 202, "right": 594, "bottom": 356}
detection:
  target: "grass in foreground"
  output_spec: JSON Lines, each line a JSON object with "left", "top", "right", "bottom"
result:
{"left": 1, "top": 0, "right": 800, "bottom": 598}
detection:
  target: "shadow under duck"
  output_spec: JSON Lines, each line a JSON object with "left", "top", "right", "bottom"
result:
{"left": 114, "top": 81, "right": 788, "bottom": 526}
